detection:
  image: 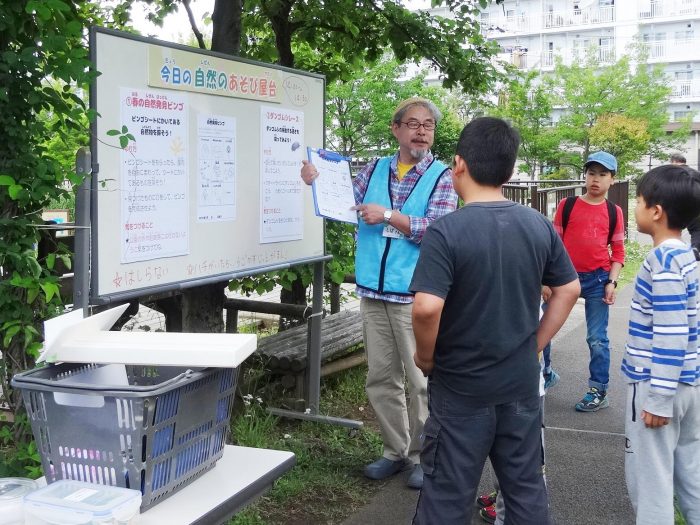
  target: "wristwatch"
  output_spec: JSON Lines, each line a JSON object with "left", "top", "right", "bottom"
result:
{"left": 383, "top": 209, "right": 393, "bottom": 225}
{"left": 605, "top": 279, "right": 617, "bottom": 288}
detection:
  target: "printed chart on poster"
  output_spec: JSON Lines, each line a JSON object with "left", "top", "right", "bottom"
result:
{"left": 89, "top": 27, "right": 326, "bottom": 302}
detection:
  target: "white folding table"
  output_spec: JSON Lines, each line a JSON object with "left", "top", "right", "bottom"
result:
{"left": 37, "top": 445, "right": 295, "bottom": 525}
{"left": 139, "top": 445, "right": 295, "bottom": 524}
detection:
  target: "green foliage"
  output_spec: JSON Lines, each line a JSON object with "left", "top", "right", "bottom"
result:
{"left": 325, "top": 59, "right": 463, "bottom": 162}
{"left": 491, "top": 71, "right": 559, "bottom": 180}
{"left": 590, "top": 115, "right": 651, "bottom": 179}
{"left": 106, "top": 125, "right": 136, "bottom": 149}
{"left": 549, "top": 47, "right": 677, "bottom": 176}
{"left": 618, "top": 240, "right": 647, "bottom": 287}
{"left": 230, "top": 365, "right": 381, "bottom": 524}
{"left": 0, "top": 0, "right": 100, "bottom": 468}
{"left": 235, "top": 0, "right": 501, "bottom": 92}
{"left": 0, "top": 417, "right": 42, "bottom": 478}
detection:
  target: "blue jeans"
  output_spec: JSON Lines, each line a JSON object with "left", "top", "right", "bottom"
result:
{"left": 542, "top": 268, "right": 610, "bottom": 391}
{"left": 413, "top": 382, "right": 550, "bottom": 525}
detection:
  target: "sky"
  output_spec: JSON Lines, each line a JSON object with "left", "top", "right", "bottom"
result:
{"left": 131, "top": 0, "right": 432, "bottom": 43}
{"left": 130, "top": 0, "right": 214, "bottom": 43}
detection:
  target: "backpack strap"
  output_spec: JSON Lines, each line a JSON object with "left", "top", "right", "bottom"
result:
{"left": 606, "top": 199, "right": 617, "bottom": 246}
{"left": 562, "top": 196, "right": 618, "bottom": 246}
{"left": 561, "top": 196, "right": 578, "bottom": 235}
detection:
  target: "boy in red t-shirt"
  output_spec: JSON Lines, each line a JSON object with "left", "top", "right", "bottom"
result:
{"left": 542, "top": 151, "right": 625, "bottom": 412}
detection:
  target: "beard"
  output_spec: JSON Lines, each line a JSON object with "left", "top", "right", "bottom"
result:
{"left": 409, "top": 148, "right": 429, "bottom": 161}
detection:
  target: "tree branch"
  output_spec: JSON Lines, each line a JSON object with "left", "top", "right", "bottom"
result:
{"left": 182, "top": 0, "right": 206, "bottom": 49}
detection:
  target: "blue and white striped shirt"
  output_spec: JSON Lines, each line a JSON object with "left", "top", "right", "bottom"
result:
{"left": 621, "top": 239, "right": 700, "bottom": 417}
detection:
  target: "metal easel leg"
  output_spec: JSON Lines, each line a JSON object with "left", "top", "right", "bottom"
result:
{"left": 268, "top": 261, "right": 362, "bottom": 430}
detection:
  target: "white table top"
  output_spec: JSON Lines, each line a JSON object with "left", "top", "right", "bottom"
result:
{"left": 138, "top": 445, "right": 295, "bottom": 524}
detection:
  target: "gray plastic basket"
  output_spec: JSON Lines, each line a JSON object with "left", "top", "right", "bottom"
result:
{"left": 11, "top": 363, "right": 238, "bottom": 511}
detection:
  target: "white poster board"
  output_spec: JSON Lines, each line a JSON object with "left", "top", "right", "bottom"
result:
{"left": 88, "top": 28, "right": 326, "bottom": 303}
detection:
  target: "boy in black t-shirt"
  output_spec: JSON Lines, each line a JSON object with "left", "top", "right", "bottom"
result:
{"left": 410, "top": 117, "right": 580, "bottom": 525}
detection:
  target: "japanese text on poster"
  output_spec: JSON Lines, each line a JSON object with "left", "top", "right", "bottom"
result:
{"left": 197, "top": 115, "right": 236, "bottom": 222}
{"left": 260, "top": 106, "right": 304, "bottom": 243}
{"left": 120, "top": 87, "right": 189, "bottom": 263}
{"left": 149, "top": 46, "right": 283, "bottom": 104}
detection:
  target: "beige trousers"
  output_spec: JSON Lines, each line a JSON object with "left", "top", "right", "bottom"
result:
{"left": 361, "top": 297, "right": 428, "bottom": 464}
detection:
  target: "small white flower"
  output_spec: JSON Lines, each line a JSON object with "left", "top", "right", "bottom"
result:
{"left": 256, "top": 397, "right": 263, "bottom": 404}
{"left": 358, "top": 406, "right": 364, "bottom": 412}
{"left": 283, "top": 434, "right": 291, "bottom": 439}
{"left": 304, "top": 408, "right": 311, "bottom": 414}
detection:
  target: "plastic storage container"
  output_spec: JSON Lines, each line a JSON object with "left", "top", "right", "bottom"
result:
{"left": 11, "top": 364, "right": 238, "bottom": 511}
{"left": 0, "top": 477, "right": 38, "bottom": 525}
{"left": 23, "top": 479, "right": 141, "bottom": 525}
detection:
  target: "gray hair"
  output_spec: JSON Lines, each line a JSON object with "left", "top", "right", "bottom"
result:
{"left": 670, "top": 153, "right": 687, "bottom": 164}
{"left": 392, "top": 97, "right": 442, "bottom": 125}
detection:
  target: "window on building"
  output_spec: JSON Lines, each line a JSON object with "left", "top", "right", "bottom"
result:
{"left": 674, "top": 30, "right": 694, "bottom": 43}
{"left": 599, "top": 37, "right": 614, "bottom": 62}
{"left": 642, "top": 32, "right": 666, "bottom": 58}
{"left": 674, "top": 110, "right": 691, "bottom": 121}
{"left": 680, "top": 0, "right": 694, "bottom": 15}
{"left": 675, "top": 70, "right": 693, "bottom": 80}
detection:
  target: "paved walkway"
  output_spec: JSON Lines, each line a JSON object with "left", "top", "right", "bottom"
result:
{"left": 343, "top": 283, "right": 639, "bottom": 525}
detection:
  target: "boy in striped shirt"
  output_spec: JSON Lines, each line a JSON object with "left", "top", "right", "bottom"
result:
{"left": 622, "top": 164, "right": 700, "bottom": 524}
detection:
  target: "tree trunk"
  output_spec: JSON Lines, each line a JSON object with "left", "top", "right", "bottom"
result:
{"left": 176, "top": 0, "right": 242, "bottom": 334}
{"left": 279, "top": 277, "right": 307, "bottom": 330}
{"left": 212, "top": 0, "right": 243, "bottom": 55}
{"left": 268, "top": 0, "right": 295, "bottom": 67}
{"left": 272, "top": 22, "right": 294, "bottom": 67}
{"left": 182, "top": 283, "right": 225, "bottom": 333}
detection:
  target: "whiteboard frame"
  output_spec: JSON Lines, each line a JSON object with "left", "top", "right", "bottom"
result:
{"left": 87, "top": 27, "right": 328, "bottom": 305}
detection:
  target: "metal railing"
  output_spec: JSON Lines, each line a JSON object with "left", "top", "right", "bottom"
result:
{"left": 503, "top": 179, "right": 630, "bottom": 236}
{"left": 639, "top": 0, "right": 698, "bottom": 19}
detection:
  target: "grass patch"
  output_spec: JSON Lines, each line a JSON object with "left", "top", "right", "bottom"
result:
{"left": 229, "top": 364, "right": 381, "bottom": 525}
{"left": 618, "top": 240, "right": 647, "bottom": 288}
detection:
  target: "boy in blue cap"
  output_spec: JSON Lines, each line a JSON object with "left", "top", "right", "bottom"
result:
{"left": 541, "top": 151, "right": 626, "bottom": 411}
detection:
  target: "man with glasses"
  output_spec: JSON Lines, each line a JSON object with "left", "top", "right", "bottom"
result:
{"left": 301, "top": 97, "right": 457, "bottom": 489}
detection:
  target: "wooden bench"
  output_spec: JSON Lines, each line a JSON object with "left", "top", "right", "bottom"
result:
{"left": 252, "top": 310, "right": 364, "bottom": 400}
{"left": 256, "top": 309, "right": 363, "bottom": 373}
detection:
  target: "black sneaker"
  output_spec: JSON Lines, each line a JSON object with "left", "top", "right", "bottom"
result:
{"left": 575, "top": 387, "right": 609, "bottom": 412}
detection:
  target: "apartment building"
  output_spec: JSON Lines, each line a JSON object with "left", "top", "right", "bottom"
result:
{"left": 416, "top": 0, "right": 700, "bottom": 169}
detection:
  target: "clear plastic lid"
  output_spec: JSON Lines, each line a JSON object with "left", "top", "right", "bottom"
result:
{"left": 0, "top": 477, "right": 38, "bottom": 500}
{"left": 24, "top": 480, "right": 141, "bottom": 516}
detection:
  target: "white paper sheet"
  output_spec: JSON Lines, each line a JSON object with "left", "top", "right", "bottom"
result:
{"left": 307, "top": 148, "right": 357, "bottom": 224}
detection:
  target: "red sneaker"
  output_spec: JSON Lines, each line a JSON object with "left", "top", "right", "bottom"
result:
{"left": 479, "top": 504, "right": 496, "bottom": 524}
{"left": 476, "top": 491, "right": 498, "bottom": 509}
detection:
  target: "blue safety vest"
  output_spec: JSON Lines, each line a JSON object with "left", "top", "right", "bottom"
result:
{"left": 356, "top": 156, "right": 448, "bottom": 296}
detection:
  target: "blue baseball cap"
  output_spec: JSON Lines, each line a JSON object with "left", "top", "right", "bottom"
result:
{"left": 584, "top": 151, "right": 617, "bottom": 172}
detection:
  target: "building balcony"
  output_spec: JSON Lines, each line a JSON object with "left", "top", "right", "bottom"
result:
{"left": 496, "top": 51, "right": 529, "bottom": 70}
{"left": 543, "top": 6, "right": 615, "bottom": 30}
{"left": 642, "top": 38, "right": 700, "bottom": 63}
{"left": 501, "top": 45, "right": 616, "bottom": 72}
{"left": 638, "top": 0, "right": 699, "bottom": 20}
{"left": 482, "top": 5, "right": 615, "bottom": 37}
{"left": 670, "top": 79, "right": 700, "bottom": 100}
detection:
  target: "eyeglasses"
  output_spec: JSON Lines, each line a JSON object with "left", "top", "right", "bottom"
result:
{"left": 400, "top": 120, "right": 436, "bottom": 131}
